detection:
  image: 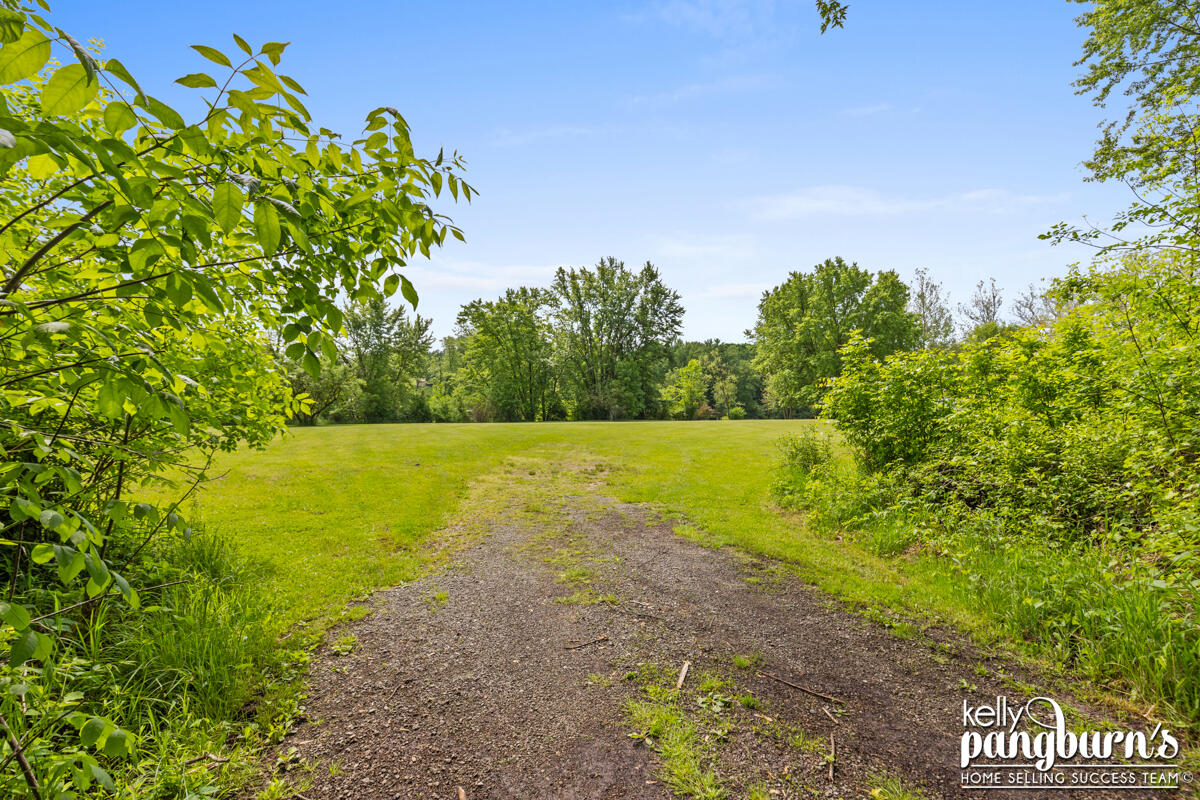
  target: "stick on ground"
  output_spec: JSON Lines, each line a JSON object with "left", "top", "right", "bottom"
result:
{"left": 756, "top": 671, "right": 845, "bottom": 706}
{"left": 829, "top": 734, "right": 836, "bottom": 781}
{"left": 675, "top": 660, "right": 691, "bottom": 689}
{"left": 564, "top": 635, "right": 608, "bottom": 651}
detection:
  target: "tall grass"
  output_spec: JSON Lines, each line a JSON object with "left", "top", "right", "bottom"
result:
{"left": 0, "top": 530, "right": 294, "bottom": 797}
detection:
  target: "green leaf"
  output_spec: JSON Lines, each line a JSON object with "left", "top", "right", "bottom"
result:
{"left": 80, "top": 717, "right": 106, "bottom": 747}
{"left": 42, "top": 63, "right": 98, "bottom": 115}
{"left": 0, "top": 10, "right": 24, "bottom": 45}
{"left": 55, "top": 546, "right": 85, "bottom": 584}
{"left": 111, "top": 572, "right": 139, "bottom": 608}
{"left": 1, "top": 602, "right": 29, "bottom": 630}
{"left": 261, "top": 41, "right": 290, "bottom": 65}
{"left": 145, "top": 96, "right": 185, "bottom": 129}
{"left": 167, "top": 403, "right": 190, "bottom": 436}
{"left": 8, "top": 629, "right": 37, "bottom": 666}
{"left": 103, "top": 728, "right": 131, "bottom": 758}
{"left": 102, "top": 58, "right": 146, "bottom": 103}
{"left": 190, "top": 44, "right": 231, "bottom": 68}
{"left": 400, "top": 274, "right": 419, "bottom": 309}
{"left": 175, "top": 72, "right": 217, "bottom": 89}
{"left": 264, "top": 196, "right": 300, "bottom": 218}
{"left": 38, "top": 508, "right": 64, "bottom": 531}
{"left": 0, "top": 29, "right": 50, "bottom": 84}
{"left": 30, "top": 543, "right": 54, "bottom": 564}
{"left": 84, "top": 553, "right": 110, "bottom": 588}
{"left": 89, "top": 763, "right": 115, "bottom": 792}
{"left": 60, "top": 31, "right": 98, "bottom": 84}
{"left": 102, "top": 101, "right": 136, "bottom": 134}
{"left": 212, "top": 182, "right": 243, "bottom": 234}
{"left": 301, "top": 350, "right": 320, "bottom": 378}
{"left": 233, "top": 33, "right": 253, "bottom": 55}
{"left": 254, "top": 198, "right": 280, "bottom": 253}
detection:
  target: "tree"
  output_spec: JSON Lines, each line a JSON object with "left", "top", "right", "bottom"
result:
{"left": 0, "top": 9, "right": 470, "bottom": 794}
{"left": 456, "top": 287, "right": 556, "bottom": 421}
{"left": 1049, "top": 3, "right": 1200, "bottom": 259}
{"left": 669, "top": 340, "right": 763, "bottom": 417}
{"left": 909, "top": 268, "right": 954, "bottom": 348}
{"left": 342, "top": 299, "right": 432, "bottom": 422}
{"left": 1012, "top": 283, "right": 1065, "bottom": 328}
{"left": 550, "top": 258, "right": 683, "bottom": 420}
{"left": 283, "top": 356, "right": 361, "bottom": 425}
{"left": 751, "top": 257, "right": 919, "bottom": 415}
{"left": 661, "top": 359, "right": 710, "bottom": 419}
{"left": 958, "top": 278, "right": 1005, "bottom": 333}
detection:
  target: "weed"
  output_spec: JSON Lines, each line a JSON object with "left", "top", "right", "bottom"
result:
{"left": 867, "top": 771, "right": 929, "bottom": 800}
{"left": 737, "top": 693, "right": 762, "bottom": 709}
{"left": 330, "top": 635, "right": 356, "bottom": 656}
{"left": 732, "top": 653, "right": 763, "bottom": 670}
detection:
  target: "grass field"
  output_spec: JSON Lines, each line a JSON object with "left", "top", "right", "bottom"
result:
{"left": 190, "top": 420, "right": 983, "bottom": 639}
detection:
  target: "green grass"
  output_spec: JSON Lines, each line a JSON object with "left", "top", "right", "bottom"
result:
{"left": 188, "top": 420, "right": 982, "bottom": 637}
{"left": 185, "top": 420, "right": 1196, "bottom": 735}
{"left": 185, "top": 421, "right": 828, "bottom": 629}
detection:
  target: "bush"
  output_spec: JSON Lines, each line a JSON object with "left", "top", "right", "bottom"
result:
{"left": 823, "top": 253, "right": 1200, "bottom": 567}
{"left": 775, "top": 429, "right": 833, "bottom": 472}
{"left": 790, "top": 251, "right": 1200, "bottom": 731}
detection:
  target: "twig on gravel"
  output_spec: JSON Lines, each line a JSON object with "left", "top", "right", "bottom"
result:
{"left": 457, "top": 787, "right": 467, "bottom": 800}
{"left": 756, "top": 671, "right": 845, "bottom": 706}
{"left": 675, "top": 661, "right": 691, "bottom": 689}
{"left": 821, "top": 706, "right": 839, "bottom": 724}
{"left": 565, "top": 635, "right": 608, "bottom": 650}
{"left": 828, "top": 734, "right": 835, "bottom": 782}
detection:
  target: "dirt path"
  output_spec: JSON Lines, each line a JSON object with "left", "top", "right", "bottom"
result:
{"left": 275, "top": 454, "right": 1180, "bottom": 799}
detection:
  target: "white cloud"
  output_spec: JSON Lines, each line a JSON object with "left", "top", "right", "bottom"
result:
{"left": 628, "top": 74, "right": 773, "bottom": 105}
{"left": 404, "top": 259, "right": 559, "bottom": 294}
{"left": 650, "top": 232, "right": 756, "bottom": 261}
{"left": 488, "top": 124, "right": 611, "bottom": 148}
{"left": 651, "top": 0, "right": 775, "bottom": 39}
{"left": 840, "top": 103, "right": 893, "bottom": 117}
{"left": 748, "top": 185, "right": 1071, "bottom": 221}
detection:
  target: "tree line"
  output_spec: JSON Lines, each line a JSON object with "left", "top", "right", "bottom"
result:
{"left": 284, "top": 255, "right": 1062, "bottom": 425}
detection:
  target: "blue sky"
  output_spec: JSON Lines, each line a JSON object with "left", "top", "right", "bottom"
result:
{"left": 55, "top": 0, "right": 1128, "bottom": 341}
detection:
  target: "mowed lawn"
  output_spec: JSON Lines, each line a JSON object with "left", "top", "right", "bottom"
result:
{"left": 190, "top": 420, "right": 975, "bottom": 634}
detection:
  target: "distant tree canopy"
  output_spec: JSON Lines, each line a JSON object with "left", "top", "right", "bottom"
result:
{"left": 551, "top": 258, "right": 683, "bottom": 420}
{"left": 751, "top": 258, "right": 919, "bottom": 416}
{"left": 455, "top": 287, "right": 556, "bottom": 422}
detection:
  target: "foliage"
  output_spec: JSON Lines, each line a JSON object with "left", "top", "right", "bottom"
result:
{"left": 661, "top": 359, "right": 710, "bottom": 420}
{"left": 337, "top": 298, "right": 432, "bottom": 422}
{"left": 908, "top": 268, "right": 954, "bottom": 349}
{"left": 826, "top": 253, "right": 1200, "bottom": 564}
{"left": 1072, "top": 0, "right": 1200, "bottom": 156}
{"left": 281, "top": 356, "right": 361, "bottom": 425}
{"left": 550, "top": 258, "right": 683, "bottom": 420}
{"left": 1051, "top": 3, "right": 1200, "bottom": 260}
{"left": 455, "top": 287, "right": 556, "bottom": 422}
{"left": 751, "top": 257, "right": 919, "bottom": 416}
{"left": 957, "top": 277, "right": 1005, "bottom": 334}
{"left": 670, "top": 341, "right": 763, "bottom": 418}
{"left": 786, "top": 251, "right": 1200, "bottom": 728}
{"left": 0, "top": 3, "right": 467, "bottom": 794}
